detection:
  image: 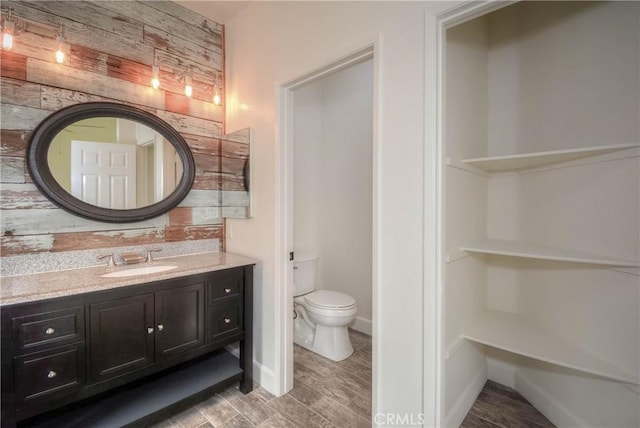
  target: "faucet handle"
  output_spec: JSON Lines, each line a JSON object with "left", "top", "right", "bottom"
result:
{"left": 146, "top": 248, "right": 161, "bottom": 263}
{"left": 97, "top": 254, "right": 116, "bottom": 267}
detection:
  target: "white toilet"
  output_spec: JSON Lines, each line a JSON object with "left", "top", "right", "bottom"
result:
{"left": 293, "top": 253, "right": 357, "bottom": 361}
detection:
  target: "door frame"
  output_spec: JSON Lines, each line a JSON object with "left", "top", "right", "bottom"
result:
{"left": 273, "top": 44, "right": 379, "bottom": 398}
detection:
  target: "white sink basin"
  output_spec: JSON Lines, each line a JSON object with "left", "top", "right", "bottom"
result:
{"left": 100, "top": 265, "right": 178, "bottom": 278}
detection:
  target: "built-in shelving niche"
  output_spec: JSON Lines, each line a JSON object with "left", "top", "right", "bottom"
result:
{"left": 447, "top": 145, "right": 640, "bottom": 387}
{"left": 442, "top": 2, "right": 640, "bottom": 426}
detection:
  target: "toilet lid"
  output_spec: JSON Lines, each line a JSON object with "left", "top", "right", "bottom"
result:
{"left": 304, "top": 290, "right": 356, "bottom": 309}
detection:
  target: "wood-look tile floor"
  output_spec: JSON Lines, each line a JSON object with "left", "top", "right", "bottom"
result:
{"left": 461, "top": 380, "right": 555, "bottom": 428}
{"left": 152, "top": 329, "right": 372, "bottom": 428}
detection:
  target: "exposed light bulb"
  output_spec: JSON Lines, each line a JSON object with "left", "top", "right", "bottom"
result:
{"left": 2, "top": 20, "right": 15, "bottom": 50}
{"left": 55, "top": 47, "right": 64, "bottom": 64}
{"left": 212, "top": 84, "right": 221, "bottom": 105}
{"left": 54, "top": 27, "right": 68, "bottom": 64}
{"left": 56, "top": 36, "right": 67, "bottom": 64}
{"left": 151, "top": 62, "right": 160, "bottom": 89}
{"left": 185, "top": 74, "right": 193, "bottom": 97}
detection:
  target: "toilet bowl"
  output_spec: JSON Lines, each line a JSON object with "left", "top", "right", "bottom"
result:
{"left": 293, "top": 255, "right": 357, "bottom": 361}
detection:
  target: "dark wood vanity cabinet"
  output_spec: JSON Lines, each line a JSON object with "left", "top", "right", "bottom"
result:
{"left": 1, "top": 265, "right": 253, "bottom": 427}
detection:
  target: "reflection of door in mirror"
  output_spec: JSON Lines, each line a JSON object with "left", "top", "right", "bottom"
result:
{"left": 70, "top": 141, "right": 137, "bottom": 209}
{"left": 48, "top": 117, "right": 183, "bottom": 209}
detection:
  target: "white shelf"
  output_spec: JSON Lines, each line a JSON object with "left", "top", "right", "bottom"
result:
{"left": 461, "top": 143, "right": 640, "bottom": 173}
{"left": 462, "top": 309, "right": 639, "bottom": 385}
{"left": 462, "top": 239, "right": 639, "bottom": 268}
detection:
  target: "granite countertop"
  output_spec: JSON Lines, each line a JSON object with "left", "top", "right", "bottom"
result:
{"left": 0, "top": 252, "right": 257, "bottom": 306}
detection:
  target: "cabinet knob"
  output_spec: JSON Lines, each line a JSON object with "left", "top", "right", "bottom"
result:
{"left": 224, "top": 288, "right": 231, "bottom": 293}
{"left": 157, "top": 324, "right": 164, "bottom": 331}
{"left": 45, "top": 327, "right": 55, "bottom": 335}
{"left": 224, "top": 318, "right": 231, "bottom": 324}
{"left": 47, "top": 370, "right": 57, "bottom": 379}
{"left": 147, "top": 327, "right": 154, "bottom": 334}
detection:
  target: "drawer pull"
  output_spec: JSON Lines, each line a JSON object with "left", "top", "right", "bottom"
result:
{"left": 45, "top": 327, "right": 55, "bottom": 335}
{"left": 47, "top": 370, "right": 57, "bottom": 379}
{"left": 224, "top": 318, "right": 231, "bottom": 324}
{"left": 157, "top": 324, "right": 164, "bottom": 331}
{"left": 224, "top": 288, "right": 232, "bottom": 293}
{"left": 147, "top": 327, "right": 154, "bottom": 334}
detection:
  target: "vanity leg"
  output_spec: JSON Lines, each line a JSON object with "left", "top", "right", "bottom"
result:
{"left": 239, "top": 266, "right": 253, "bottom": 394}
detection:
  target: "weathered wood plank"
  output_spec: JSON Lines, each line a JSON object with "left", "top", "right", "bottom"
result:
{"left": 221, "top": 156, "right": 247, "bottom": 175}
{"left": 52, "top": 228, "right": 165, "bottom": 252}
{"left": 182, "top": 133, "right": 220, "bottom": 155}
{"left": 0, "top": 104, "right": 50, "bottom": 130}
{"left": 165, "top": 225, "right": 222, "bottom": 242}
{"left": 178, "top": 189, "right": 220, "bottom": 208}
{"left": 193, "top": 153, "right": 221, "bottom": 173}
{"left": 193, "top": 172, "right": 222, "bottom": 191}
{"left": 0, "top": 77, "right": 41, "bottom": 108}
{"left": 0, "top": 157, "right": 26, "bottom": 183}
{"left": 40, "top": 86, "right": 159, "bottom": 116}
{"left": 6, "top": 1, "right": 153, "bottom": 64}
{"left": 70, "top": 45, "right": 109, "bottom": 77}
{"left": 1, "top": 234, "right": 54, "bottom": 255}
{"left": 16, "top": 1, "right": 143, "bottom": 42}
{"left": 222, "top": 140, "right": 250, "bottom": 159}
{"left": 221, "top": 191, "right": 250, "bottom": 207}
{"left": 154, "top": 49, "right": 221, "bottom": 82}
{"left": 27, "top": 58, "right": 165, "bottom": 111}
{"left": 164, "top": 91, "right": 223, "bottom": 121}
{"left": 222, "top": 207, "right": 249, "bottom": 219}
{"left": 142, "top": 1, "right": 224, "bottom": 34}
{"left": 1, "top": 209, "right": 167, "bottom": 235}
{"left": 0, "top": 130, "right": 30, "bottom": 157}
{"left": 0, "top": 50, "right": 27, "bottom": 80}
{"left": 157, "top": 110, "right": 222, "bottom": 137}
{"left": 143, "top": 25, "right": 222, "bottom": 70}
{"left": 0, "top": 183, "right": 55, "bottom": 209}
{"left": 40, "top": 86, "right": 109, "bottom": 110}
{"left": 95, "top": 1, "right": 223, "bottom": 57}
{"left": 221, "top": 174, "right": 246, "bottom": 192}
{"left": 168, "top": 207, "right": 222, "bottom": 226}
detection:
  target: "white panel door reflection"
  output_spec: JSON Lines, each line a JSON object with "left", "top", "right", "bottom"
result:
{"left": 70, "top": 140, "right": 137, "bottom": 209}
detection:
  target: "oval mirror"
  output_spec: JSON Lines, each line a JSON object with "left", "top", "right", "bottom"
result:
{"left": 27, "top": 102, "right": 195, "bottom": 223}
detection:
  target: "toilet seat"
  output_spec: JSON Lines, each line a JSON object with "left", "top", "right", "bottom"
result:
{"left": 303, "top": 290, "right": 356, "bottom": 310}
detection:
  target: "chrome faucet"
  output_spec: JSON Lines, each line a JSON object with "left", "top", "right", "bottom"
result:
{"left": 146, "top": 248, "right": 161, "bottom": 263}
{"left": 97, "top": 254, "right": 116, "bottom": 267}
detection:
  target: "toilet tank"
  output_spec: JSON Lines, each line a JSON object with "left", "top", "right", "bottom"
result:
{"left": 293, "top": 253, "right": 317, "bottom": 296}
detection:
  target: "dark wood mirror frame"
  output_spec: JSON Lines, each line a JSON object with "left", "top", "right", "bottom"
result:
{"left": 27, "top": 102, "right": 196, "bottom": 223}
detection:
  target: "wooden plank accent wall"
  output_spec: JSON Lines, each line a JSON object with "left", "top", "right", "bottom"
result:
{"left": 0, "top": 1, "right": 244, "bottom": 257}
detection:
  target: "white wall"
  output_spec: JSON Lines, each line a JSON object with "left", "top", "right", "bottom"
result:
{"left": 293, "top": 59, "right": 373, "bottom": 331}
{"left": 221, "top": 0, "right": 456, "bottom": 421}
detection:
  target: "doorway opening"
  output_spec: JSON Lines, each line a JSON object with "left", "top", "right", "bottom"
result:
{"left": 275, "top": 46, "right": 377, "bottom": 421}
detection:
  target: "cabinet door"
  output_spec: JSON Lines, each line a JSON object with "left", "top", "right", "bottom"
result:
{"left": 155, "top": 283, "right": 205, "bottom": 361}
{"left": 89, "top": 294, "right": 154, "bottom": 383}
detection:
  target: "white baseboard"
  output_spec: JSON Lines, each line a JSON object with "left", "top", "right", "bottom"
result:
{"left": 253, "top": 360, "right": 277, "bottom": 394}
{"left": 487, "top": 356, "right": 516, "bottom": 389}
{"left": 443, "top": 365, "right": 487, "bottom": 428}
{"left": 515, "top": 370, "right": 585, "bottom": 427}
{"left": 350, "top": 316, "right": 372, "bottom": 335}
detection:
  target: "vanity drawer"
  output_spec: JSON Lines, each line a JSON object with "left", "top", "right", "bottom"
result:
{"left": 14, "top": 344, "right": 85, "bottom": 407}
{"left": 209, "top": 268, "right": 243, "bottom": 300}
{"left": 208, "top": 299, "right": 243, "bottom": 341}
{"left": 12, "top": 306, "right": 85, "bottom": 353}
